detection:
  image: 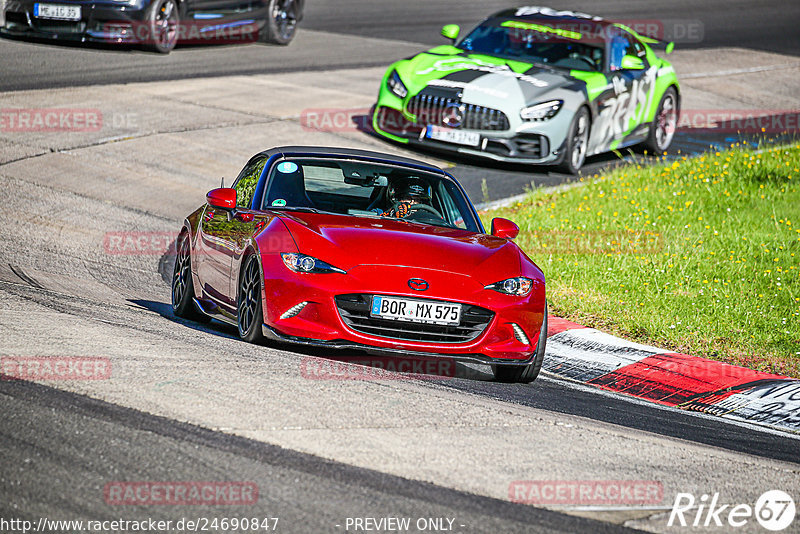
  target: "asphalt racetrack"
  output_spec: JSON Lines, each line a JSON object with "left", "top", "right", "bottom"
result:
{"left": 1, "top": 1, "right": 799, "bottom": 533}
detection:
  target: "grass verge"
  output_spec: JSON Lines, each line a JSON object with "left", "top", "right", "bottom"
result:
{"left": 484, "top": 143, "right": 800, "bottom": 377}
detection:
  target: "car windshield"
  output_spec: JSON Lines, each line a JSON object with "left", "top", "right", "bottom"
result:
{"left": 457, "top": 18, "right": 605, "bottom": 72}
{"left": 261, "top": 158, "right": 481, "bottom": 232}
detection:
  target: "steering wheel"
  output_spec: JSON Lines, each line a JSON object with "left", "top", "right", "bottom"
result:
{"left": 570, "top": 53, "right": 596, "bottom": 69}
{"left": 387, "top": 201, "right": 445, "bottom": 220}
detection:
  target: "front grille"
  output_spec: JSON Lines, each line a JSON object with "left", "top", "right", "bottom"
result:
{"left": 407, "top": 94, "right": 509, "bottom": 131}
{"left": 335, "top": 294, "right": 494, "bottom": 343}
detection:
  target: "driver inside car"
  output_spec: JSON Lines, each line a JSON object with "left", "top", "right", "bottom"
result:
{"left": 381, "top": 177, "right": 433, "bottom": 218}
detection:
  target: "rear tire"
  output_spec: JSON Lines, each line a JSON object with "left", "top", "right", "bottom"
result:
{"left": 642, "top": 87, "right": 678, "bottom": 154}
{"left": 171, "top": 232, "right": 209, "bottom": 322}
{"left": 493, "top": 303, "right": 548, "bottom": 384}
{"left": 556, "top": 107, "right": 590, "bottom": 174}
{"left": 238, "top": 254, "right": 265, "bottom": 343}
{"left": 261, "top": 0, "right": 300, "bottom": 45}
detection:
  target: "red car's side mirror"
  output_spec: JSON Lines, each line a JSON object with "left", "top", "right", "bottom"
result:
{"left": 491, "top": 217, "right": 519, "bottom": 239}
{"left": 206, "top": 188, "right": 237, "bottom": 210}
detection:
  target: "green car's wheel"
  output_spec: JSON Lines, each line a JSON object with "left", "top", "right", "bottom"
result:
{"left": 557, "top": 107, "right": 590, "bottom": 174}
{"left": 643, "top": 87, "right": 679, "bottom": 154}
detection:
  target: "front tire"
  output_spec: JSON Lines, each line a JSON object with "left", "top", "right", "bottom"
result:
{"left": 146, "top": 0, "right": 179, "bottom": 54}
{"left": 493, "top": 303, "right": 548, "bottom": 384}
{"left": 261, "top": 0, "right": 300, "bottom": 45}
{"left": 171, "top": 232, "right": 209, "bottom": 322}
{"left": 643, "top": 87, "right": 678, "bottom": 154}
{"left": 237, "top": 254, "right": 265, "bottom": 343}
{"left": 556, "top": 107, "right": 590, "bottom": 174}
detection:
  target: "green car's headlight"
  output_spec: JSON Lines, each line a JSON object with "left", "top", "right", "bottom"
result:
{"left": 387, "top": 69, "right": 408, "bottom": 99}
{"left": 520, "top": 100, "right": 563, "bottom": 121}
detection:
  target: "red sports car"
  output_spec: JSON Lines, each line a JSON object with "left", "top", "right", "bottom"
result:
{"left": 172, "top": 147, "right": 547, "bottom": 382}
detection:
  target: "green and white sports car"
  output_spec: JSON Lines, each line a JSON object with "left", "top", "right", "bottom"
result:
{"left": 372, "top": 6, "right": 680, "bottom": 173}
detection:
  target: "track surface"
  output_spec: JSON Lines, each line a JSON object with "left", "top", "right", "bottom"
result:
{"left": 0, "top": 377, "right": 627, "bottom": 534}
{"left": 2, "top": 2, "right": 800, "bottom": 533}
{"left": 1, "top": 0, "right": 799, "bottom": 92}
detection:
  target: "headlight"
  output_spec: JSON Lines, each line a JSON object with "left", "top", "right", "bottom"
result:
{"left": 485, "top": 277, "right": 533, "bottom": 296}
{"left": 281, "top": 253, "right": 345, "bottom": 274}
{"left": 520, "top": 100, "right": 563, "bottom": 121}
{"left": 387, "top": 69, "right": 408, "bottom": 99}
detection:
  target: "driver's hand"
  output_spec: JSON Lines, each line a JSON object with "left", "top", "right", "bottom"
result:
{"left": 381, "top": 202, "right": 411, "bottom": 218}
{"left": 393, "top": 202, "right": 411, "bottom": 218}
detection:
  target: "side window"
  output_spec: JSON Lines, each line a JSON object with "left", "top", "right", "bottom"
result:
{"left": 609, "top": 32, "right": 647, "bottom": 71}
{"left": 233, "top": 157, "right": 267, "bottom": 208}
{"left": 630, "top": 37, "right": 647, "bottom": 58}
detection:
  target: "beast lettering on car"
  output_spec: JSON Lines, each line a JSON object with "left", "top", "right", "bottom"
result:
{"left": 592, "top": 66, "right": 657, "bottom": 149}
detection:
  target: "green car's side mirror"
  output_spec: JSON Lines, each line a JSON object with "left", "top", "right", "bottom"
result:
{"left": 620, "top": 54, "right": 645, "bottom": 70}
{"left": 665, "top": 41, "right": 675, "bottom": 54}
{"left": 441, "top": 24, "right": 460, "bottom": 41}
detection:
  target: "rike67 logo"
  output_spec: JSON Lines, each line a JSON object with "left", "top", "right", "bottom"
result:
{"left": 669, "top": 490, "right": 795, "bottom": 531}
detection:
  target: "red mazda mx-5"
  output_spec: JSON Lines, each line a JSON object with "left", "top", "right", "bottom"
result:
{"left": 172, "top": 146, "right": 547, "bottom": 383}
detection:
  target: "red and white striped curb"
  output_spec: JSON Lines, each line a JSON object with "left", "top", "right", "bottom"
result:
{"left": 544, "top": 318, "right": 800, "bottom": 434}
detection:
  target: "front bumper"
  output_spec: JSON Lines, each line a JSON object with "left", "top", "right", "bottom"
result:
{"left": 261, "top": 323, "right": 539, "bottom": 366}
{"left": 373, "top": 105, "right": 566, "bottom": 165}
{"left": 261, "top": 259, "right": 546, "bottom": 363}
{"left": 1, "top": 0, "right": 151, "bottom": 43}
{"left": 1, "top": 0, "right": 265, "bottom": 45}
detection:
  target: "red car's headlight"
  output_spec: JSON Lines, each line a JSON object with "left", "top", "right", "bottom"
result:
{"left": 281, "top": 253, "right": 345, "bottom": 274}
{"left": 485, "top": 277, "right": 533, "bottom": 297}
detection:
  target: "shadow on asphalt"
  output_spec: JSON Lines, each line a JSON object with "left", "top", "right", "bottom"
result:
{"left": 130, "top": 298, "right": 495, "bottom": 382}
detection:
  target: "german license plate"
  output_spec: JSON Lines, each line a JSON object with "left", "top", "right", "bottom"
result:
{"left": 371, "top": 296, "right": 461, "bottom": 326}
{"left": 425, "top": 125, "right": 480, "bottom": 147}
{"left": 34, "top": 3, "right": 81, "bottom": 20}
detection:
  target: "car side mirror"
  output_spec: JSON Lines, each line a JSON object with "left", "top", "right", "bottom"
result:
{"left": 206, "top": 187, "right": 237, "bottom": 210}
{"left": 620, "top": 54, "right": 645, "bottom": 70}
{"left": 441, "top": 24, "right": 460, "bottom": 41}
{"left": 491, "top": 217, "right": 519, "bottom": 239}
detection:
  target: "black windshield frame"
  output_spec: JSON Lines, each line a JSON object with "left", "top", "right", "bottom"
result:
{"left": 259, "top": 157, "right": 483, "bottom": 233}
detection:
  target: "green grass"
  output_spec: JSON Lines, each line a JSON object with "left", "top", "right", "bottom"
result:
{"left": 484, "top": 143, "right": 800, "bottom": 377}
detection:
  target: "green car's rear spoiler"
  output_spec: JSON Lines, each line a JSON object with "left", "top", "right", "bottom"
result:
{"left": 639, "top": 35, "right": 675, "bottom": 54}
{"left": 612, "top": 22, "right": 675, "bottom": 54}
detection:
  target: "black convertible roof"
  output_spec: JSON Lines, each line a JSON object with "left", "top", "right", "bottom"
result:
{"left": 257, "top": 146, "right": 445, "bottom": 174}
